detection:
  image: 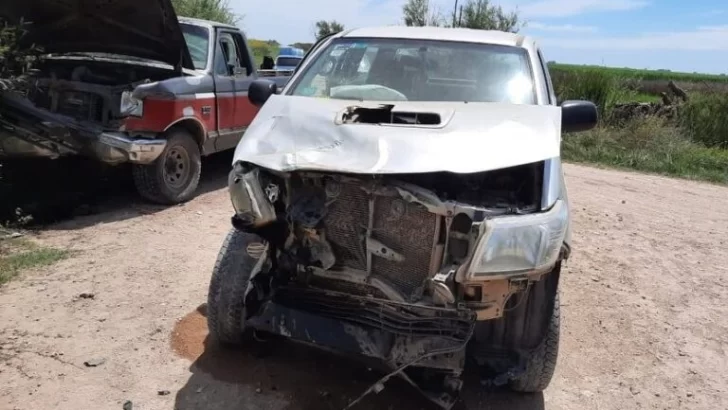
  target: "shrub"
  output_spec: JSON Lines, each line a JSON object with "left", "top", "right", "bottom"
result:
{"left": 678, "top": 92, "right": 728, "bottom": 149}
{"left": 551, "top": 67, "right": 636, "bottom": 123}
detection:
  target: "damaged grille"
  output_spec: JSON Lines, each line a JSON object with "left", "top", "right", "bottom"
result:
{"left": 274, "top": 286, "right": 474, "bottom": 341}
{"left": 318, "top": 177, "right": 439, "bottom": 300}
{"left": 57, "top": 91, "right": 103, "bottom": 121}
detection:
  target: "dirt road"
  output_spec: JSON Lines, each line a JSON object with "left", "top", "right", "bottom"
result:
{"left": 1, "top": 163, "right": 727, "bottom": 410}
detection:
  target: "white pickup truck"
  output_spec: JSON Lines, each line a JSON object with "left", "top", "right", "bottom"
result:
{"left": 207, "top": 26, "right": 598, "bottom": 409}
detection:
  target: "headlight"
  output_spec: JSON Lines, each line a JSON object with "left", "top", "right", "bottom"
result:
{"left": 469, "top": 200, "right": 568, "bottom": 276}
{"left": 228, "top": 165, "right": 277, "bottom": 227}
{"left": 120, "top": 91, "right": 143, "bottom": 117}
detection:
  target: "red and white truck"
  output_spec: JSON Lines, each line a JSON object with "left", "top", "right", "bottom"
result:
{"left": 0, "top": 1, "right": 290, "bottom": 204}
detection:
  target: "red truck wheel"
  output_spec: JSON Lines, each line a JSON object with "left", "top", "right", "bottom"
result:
{"left": 132, "top": 129, "right": 202, "bottom": 205}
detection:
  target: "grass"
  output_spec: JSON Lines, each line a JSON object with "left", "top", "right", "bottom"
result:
{"left": 563, "top": 117, "right": 728, "bottom": 184}
{"left": 551, "top": 67, "right": 637, "bottom": 121}
{"left": 549, "top": 63, "right": 728, "bottom": 83}
{"left": 633, "top": 93, "right": 661, "bottom": 103}
{"left": 0, "top": 235, "right": 69, "bottom": 285}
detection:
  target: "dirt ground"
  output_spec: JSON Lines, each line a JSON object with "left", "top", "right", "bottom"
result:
{"left": 1, "top": 162, "right": 727, "bottom": 410}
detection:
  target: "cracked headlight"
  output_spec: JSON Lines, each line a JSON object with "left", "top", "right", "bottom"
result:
{"left": 469, "top": 200, "right": 568, "bottom": 276}
{"left": 120, "top": 91, "right": 143, "bottom": 117}
{"left": 228, "top": 164, "right": 277, "bottom": 226}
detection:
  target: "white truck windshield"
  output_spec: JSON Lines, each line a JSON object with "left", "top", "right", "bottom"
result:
{"left": 290, "top": 37, "right": 536, "bottom": 104}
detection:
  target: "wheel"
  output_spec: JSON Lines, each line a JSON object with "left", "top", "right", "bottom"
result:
{"left": 207, "top": 228, "right": 268, "bottom": 345}
{"left": 509, "top": 291, "right": 560, "bottom": 392}
{"left": 132, "top": 129, "right": 201, "bottom": 205}
{"left": 467, "top": 267, "right": 561, "bottom": 392}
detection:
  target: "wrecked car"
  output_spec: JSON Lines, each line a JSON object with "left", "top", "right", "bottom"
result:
{"left": 207, "top": 26, "right": 598, "bottom": 408}
{"left": 0, "top": 1, "right": 289, "bottom": 204}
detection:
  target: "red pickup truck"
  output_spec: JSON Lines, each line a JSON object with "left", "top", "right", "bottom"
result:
{"left": 0, "top": 1, "right": 290, "bottom": 204}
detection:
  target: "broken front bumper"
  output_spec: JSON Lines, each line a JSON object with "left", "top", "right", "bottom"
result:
{"left": 0, "top": 92, "right": 165, "bottom": 164}
{"left": 245, "top": 287, "right": 476, "bottom": 409}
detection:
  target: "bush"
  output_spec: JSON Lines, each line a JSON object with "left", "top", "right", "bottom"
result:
{"left": 678, "top": 92, "right": 728, "bottom": 149}
{"left": 563, "top": 116, "right": 728, "bottom": 183}
{"left": 551, "top": 67, "right": 636, "bottom": 123}
{"left": 0, "top": 17, "right": 42, "bottom": 91}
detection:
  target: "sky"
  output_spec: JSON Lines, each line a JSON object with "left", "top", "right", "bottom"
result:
{"left": 230, "top": 0, "right": 728, "bottom": 74}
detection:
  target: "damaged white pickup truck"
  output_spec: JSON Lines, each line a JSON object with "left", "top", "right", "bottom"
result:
{"left": 207, "top": 26, "right": 598, "bottom": 408}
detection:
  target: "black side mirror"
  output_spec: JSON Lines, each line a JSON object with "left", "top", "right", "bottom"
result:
{"left": 561, "top": 100, "right": 598, "bottom": 133}
{"left": 249, "top": 79, "right": 278, "bottom": 107}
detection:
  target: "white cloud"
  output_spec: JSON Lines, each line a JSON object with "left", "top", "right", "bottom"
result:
{"left": 540, "top": 26, "right": 728, "bottom": 51}
{"left": 518, "top": 0, "right": 649, "bottom": 18}
{"left": 526, "top": 22, "right": 597, "bottom": 33}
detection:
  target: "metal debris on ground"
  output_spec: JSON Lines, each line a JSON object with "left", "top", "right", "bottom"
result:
{"left": 83, "top": 358, "right": 106, "bottom": 367}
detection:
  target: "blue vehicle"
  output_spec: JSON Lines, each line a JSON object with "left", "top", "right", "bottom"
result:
{"left": 274, "top": 46, "right": 304, "bottom": 71}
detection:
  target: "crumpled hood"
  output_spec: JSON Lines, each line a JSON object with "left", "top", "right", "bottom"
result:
{"left": 233, "top": 95, "right": 563, "bottom": 174}
{"left": 1, "top": 0, "right": 193, "bottom": 69}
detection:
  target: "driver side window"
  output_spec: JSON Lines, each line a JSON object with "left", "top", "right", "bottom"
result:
{"left": 214, "top": 31, "right": 252, "bottom": 76}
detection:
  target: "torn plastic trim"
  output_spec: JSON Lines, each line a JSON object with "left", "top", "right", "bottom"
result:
{"left": 541, "top": 157, "right": 562, "bottom": 210}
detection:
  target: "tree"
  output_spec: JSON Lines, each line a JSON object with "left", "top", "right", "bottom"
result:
{"left": 248, "top": 39, "right": 279, "bottom": 67}
{"left": 403, "top": 0, "right": 443, "bottom": 26}
{"left": 456, "top": 0, "right": 521, "bottom": 32}
{"left": 171, "top": 0, "right": 241, "bottom": 25}
{"left": 314, "top": 20, "right": 345, "bottom": 40}
{"left": 403, "top": 0, "right": 429, "bottom": 26}
{"left": 0, "top": 18, "right": 41, "bottom": 92}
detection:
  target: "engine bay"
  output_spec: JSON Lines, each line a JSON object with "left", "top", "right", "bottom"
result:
{"left": 231, "top": 161, "right": 546, "bottom": 306}
{"left": 23, "top": 57, "right": 176, "bottom": 126}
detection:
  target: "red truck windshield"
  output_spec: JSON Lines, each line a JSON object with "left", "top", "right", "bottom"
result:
{"left": 181, "top": 23, "right": 210, "bottom": 70}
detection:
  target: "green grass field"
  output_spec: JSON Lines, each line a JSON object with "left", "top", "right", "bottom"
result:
{"left": 549, "top": 63, "right": 728, "bottom": 83}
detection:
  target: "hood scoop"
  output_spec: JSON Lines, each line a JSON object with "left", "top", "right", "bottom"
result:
{"left": 338, "top": 104, "right": 445, "bottom": 127}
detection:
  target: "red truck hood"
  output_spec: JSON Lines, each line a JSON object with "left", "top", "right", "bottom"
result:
{"left": 1, "top": 0, "right": 194, "bottom": 70}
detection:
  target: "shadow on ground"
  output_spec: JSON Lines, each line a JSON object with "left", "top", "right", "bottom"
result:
{"left": 0, "top": 151, "right": 233, "bottom": 228}
{"left": 172, "top": 304, "right": 545, "bottom": 410}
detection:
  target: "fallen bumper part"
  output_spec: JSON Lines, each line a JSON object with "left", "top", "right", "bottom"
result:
{"left": 245, "top": 287, "right": 476, "bottom": 409}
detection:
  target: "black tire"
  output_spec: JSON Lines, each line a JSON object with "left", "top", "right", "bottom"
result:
{"left": 132, "top": 129, "right": 201, "bottom": 205}
{"left": 509, "top": 291, "right": 560, "bottom": 392}
{"left": 207, "top": 228, "right": 268, "bottom": 345}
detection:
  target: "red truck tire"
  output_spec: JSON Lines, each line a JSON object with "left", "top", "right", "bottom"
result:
{"left": 132, "top": 129, "right": 202, "bottom": 204}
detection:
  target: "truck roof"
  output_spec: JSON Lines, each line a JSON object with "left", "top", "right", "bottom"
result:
{"left": 338, "top": 26, "right": 531, "bottom": 48}
{"left": 178, "top": 16, "right": 238, "bottom": 30}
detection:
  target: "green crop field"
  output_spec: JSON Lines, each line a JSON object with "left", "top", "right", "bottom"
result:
{"left": 548, "top": 63, "right": 728, "bottom": 83}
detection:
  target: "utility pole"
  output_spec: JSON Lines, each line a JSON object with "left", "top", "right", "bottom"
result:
{"left": 452, "top": 0, "right": 458, "bottom": 27}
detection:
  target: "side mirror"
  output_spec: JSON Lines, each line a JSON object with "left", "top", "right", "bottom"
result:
{"left": 249, "top": 79, "right": 278, "bottom": 107}
{"left": 561, "top": 100, "right": 598, "bottom": 133}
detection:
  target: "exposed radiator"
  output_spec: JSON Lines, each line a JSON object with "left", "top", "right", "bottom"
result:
{"left": 317, "top": 178, "right": 439, "bottom": 300}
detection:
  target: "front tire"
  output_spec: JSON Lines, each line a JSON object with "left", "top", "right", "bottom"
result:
{"left": 509, "top": 291, "right": 560, "bottom": 392}
{"left": 207, "top": 228, "right": 268, "bottom": 345}
{"left": 132, "top": 129, "right": 201, "bottom": 205}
